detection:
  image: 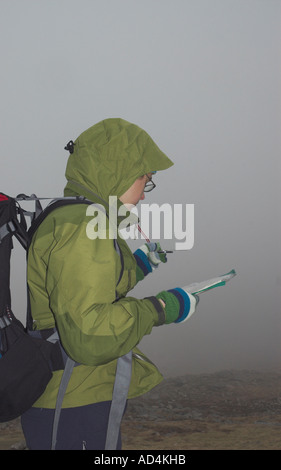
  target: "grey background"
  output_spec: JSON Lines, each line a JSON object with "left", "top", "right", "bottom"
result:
{"left": 1, "top": 0, "right": 280, "bottom": 376}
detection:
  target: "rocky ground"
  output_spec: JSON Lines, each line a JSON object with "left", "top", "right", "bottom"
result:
{"left": 122, "top": 369, "right": 281, "bottom": 450}
{"left": 1, "top": 369, "right": 281, "bottom": 450}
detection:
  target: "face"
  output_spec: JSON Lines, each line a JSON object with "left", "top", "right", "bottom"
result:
{"left": 119, "top": 173, "right": 152, "bottom": 207}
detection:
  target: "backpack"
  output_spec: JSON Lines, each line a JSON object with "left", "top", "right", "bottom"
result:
{"left": 0, "top": 193, "right": 131, "bottom": 450}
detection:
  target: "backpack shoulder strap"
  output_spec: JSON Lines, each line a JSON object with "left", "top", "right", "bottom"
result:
{"left": 51, "top": 356, "right": 76, "bottom": 450}
{"left": 105, "top": 351, "right": 133, "bottom": 450}
{"left": 27, "top": 196, "right": 93, "bottom": 245}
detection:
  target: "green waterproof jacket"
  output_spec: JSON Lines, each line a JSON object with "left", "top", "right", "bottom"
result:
{"left": 28, "top": 118, "right": 174, "bottom": 409}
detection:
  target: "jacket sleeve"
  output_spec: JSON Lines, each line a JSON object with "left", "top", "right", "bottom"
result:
{"left": 45, "top": 220, "right": 165, "bottom": 366}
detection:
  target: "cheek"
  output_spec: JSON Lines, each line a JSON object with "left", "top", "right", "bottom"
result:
{"left": 138, "top": 180, "right": 146, "bottom": 201}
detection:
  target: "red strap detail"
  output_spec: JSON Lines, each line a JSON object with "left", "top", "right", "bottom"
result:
{"left": 0, "top": 194, "right": 9, "bottom": 201}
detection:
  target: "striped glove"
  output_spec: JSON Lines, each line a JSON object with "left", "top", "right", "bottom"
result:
{"left": 133, "top": 242, "right": 167, "bottom": 282}
{"left": 156, "top": 287, "right": 199, "bottom": 324}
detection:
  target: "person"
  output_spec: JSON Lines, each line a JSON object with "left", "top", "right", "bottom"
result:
{"left": 21, "top": 118, "right": 199, "bottom": 450}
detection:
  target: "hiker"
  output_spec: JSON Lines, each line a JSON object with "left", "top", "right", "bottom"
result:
{"left": 20, "top": 118, "right": 199, "bottom": 450}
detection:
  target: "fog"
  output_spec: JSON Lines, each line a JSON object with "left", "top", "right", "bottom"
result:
{"left": 1, "top": 0, "right": 281, "bottom": 376}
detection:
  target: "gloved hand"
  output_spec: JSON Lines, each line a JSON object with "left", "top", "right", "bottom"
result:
{"left": 156, "top": 286, "right": 199, "bottom": 324}
{"left": 133, "top": 242, "right": 167, "bottom": 282}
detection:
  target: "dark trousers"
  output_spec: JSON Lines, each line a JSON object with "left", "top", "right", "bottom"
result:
{"left": 21, "top": 401, "right": 122, "bottom": 450}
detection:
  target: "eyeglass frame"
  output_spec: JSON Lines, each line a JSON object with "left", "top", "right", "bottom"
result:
{"left": 144, "top": 174, "right": 156, "bottom": 192}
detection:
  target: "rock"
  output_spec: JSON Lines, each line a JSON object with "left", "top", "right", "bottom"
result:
{"left": 10, "top": 440, "right": 26, "bottom": 450}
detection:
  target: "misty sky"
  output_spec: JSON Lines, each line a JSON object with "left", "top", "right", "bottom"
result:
{"left": 1, "top": 0, "right": 281, "bottom": 376}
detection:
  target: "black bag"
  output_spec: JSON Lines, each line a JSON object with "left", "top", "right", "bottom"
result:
{"left": 0, "top": 193, "right": 94, "bottom": 423}
{"left": 0, "top": 193, "right": 55, "bottom": 422}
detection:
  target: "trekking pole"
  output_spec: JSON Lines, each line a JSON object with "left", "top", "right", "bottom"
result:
{"left": 137, "top": 225, "right": 173, "bottom": 254}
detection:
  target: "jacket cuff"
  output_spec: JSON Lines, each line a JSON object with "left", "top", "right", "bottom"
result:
{"left": 144, "top": 296, "right": 166, "bottom": 326}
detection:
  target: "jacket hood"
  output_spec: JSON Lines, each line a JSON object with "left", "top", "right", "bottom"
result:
{"left": 64, "top": 118, "right": 174, "bottom": 203}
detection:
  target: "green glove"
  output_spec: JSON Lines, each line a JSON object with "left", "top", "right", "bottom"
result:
{"left": 156, "top": 288, "right": 199, "bottom": 324}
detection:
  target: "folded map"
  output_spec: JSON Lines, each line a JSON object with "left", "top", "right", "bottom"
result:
{"left": 184, "top": 269, "right": 237, "bottom": 295}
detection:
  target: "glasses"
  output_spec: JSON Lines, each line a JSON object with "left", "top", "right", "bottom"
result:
{"left": 144, "top": 174, "right": 156, "bottom": 192}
